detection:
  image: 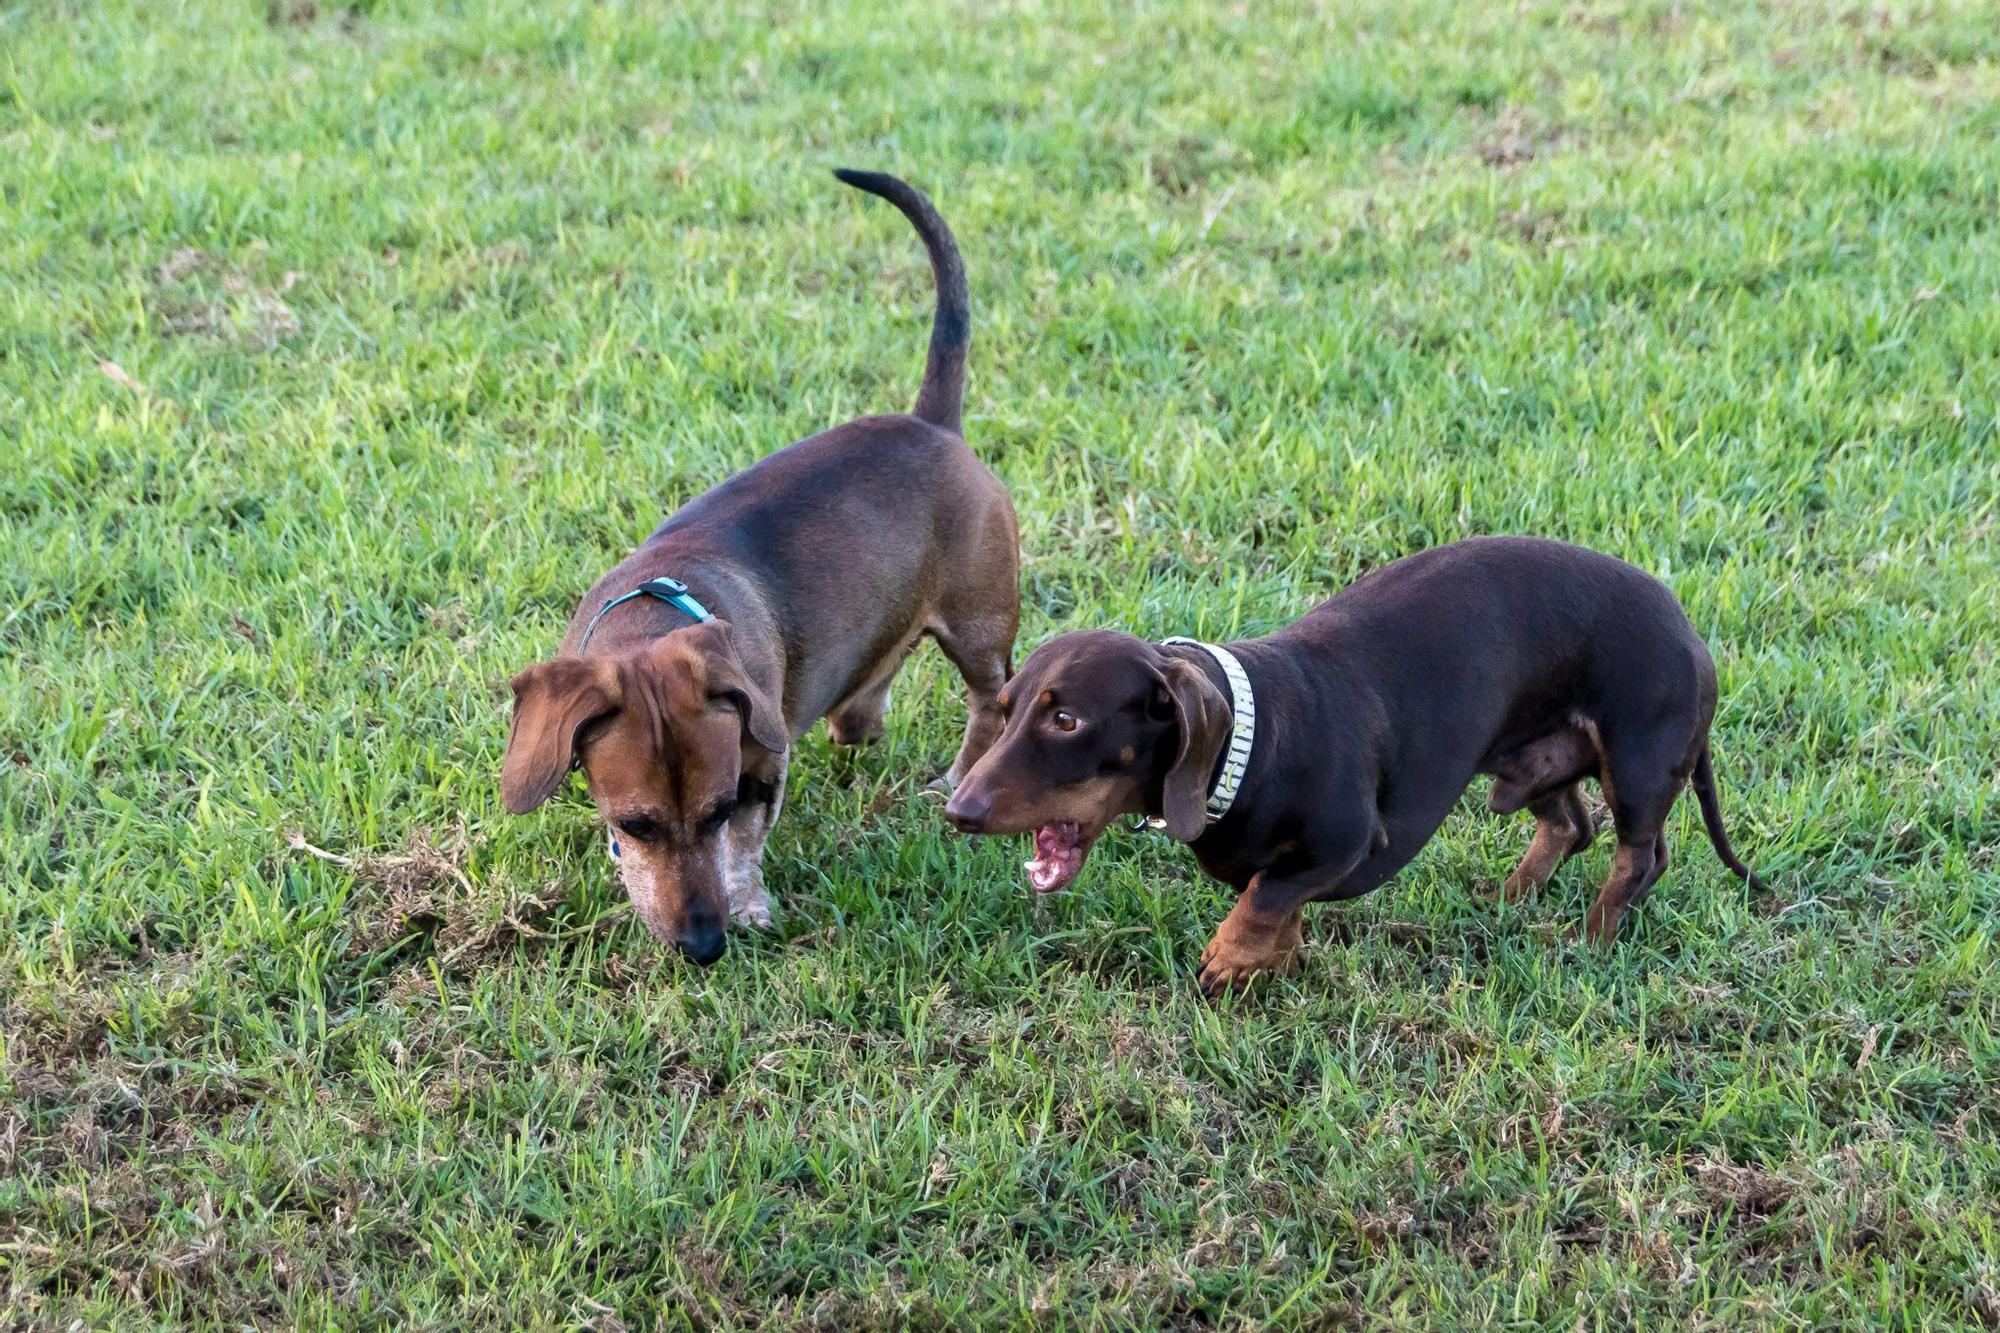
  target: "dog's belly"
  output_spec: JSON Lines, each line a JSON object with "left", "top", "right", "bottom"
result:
{"left": 1294, "top": 718, "right": 1602, "bottom": 905}
{"left": 806, "top": 612, "right": 929, "bottom": 722}
{"left": 1314, "top": 772, "right": 1474, "bottom": 903}
{"left": 1281, "top": 726, "right": 1571, "bottom": 906}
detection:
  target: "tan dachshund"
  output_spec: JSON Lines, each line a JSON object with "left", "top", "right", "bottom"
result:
{"left": 503, "top": 171, "right": 1018, "bottom": 964}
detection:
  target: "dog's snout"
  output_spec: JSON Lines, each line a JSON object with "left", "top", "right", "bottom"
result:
{"left": 944, "top": 787, "right": 992, "bottom": 834}
{"left": 675, "top": 918, "right": 727, "bottom": 966}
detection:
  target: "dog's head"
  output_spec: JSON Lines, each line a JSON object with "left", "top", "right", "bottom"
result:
{"left": 500, "top": 620, "right": 785, "bottom": 963}
{"left": 943, "top": 629, "right": 1230, "bottom": 892}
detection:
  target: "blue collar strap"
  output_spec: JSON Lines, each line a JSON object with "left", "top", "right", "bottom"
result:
{"left": 578, "top": 577, "right": 714, "bottom": 651}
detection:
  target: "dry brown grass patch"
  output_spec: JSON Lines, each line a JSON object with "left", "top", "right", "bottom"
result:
{"left": 148, "top": 248, "right": 302, "bottom": 352}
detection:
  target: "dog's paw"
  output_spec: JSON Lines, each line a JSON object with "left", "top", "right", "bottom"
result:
{"left": 1195, "top": 932, "right": 1300, "bottom": 999}
{"left": 728, "top": 885, "right": 774, "bottom": 931}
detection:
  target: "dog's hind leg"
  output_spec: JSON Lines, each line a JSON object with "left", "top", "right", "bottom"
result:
{"left": 1581, "top": 834, "right": 1671, "bottom": 946}
{"left": 927, "top": 485, "right": 1019, "bottom": 790}
{"left": 1495, "top": 781, "right": 1595, "bottom": 903}
{"left": 1580, "top": 724, "right": 1692, "bottom": 945}
{"left": 827, "top": 678, "right": 895, "bottom": 746}
{"left": 931, "top": 612, "right": 1015, "bottom": 789}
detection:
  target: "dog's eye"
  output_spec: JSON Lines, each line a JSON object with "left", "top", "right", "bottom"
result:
{"left": 617, "top": 817, "right": 660, "bottom": 844}
{"left": 700, "top": 801, "right": 739, "bottom": 835}
{"left": 1051, "top": 710, "right": 1079, "bottom": 733}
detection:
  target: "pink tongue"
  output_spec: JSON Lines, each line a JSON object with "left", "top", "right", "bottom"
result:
{"left": 1024, "top": 821, "right": 1084, "bottom": 893}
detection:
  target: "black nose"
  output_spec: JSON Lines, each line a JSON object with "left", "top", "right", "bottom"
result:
{"left": 944, "top": 789, "right": 991, "bottom": 834}
{"left": 675, "top": 923, "right": 726, "bottom": 966}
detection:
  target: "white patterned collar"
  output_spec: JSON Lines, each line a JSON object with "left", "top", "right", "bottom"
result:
{"left": 1159, "top": 636, "right": 1255, "bottom": 824}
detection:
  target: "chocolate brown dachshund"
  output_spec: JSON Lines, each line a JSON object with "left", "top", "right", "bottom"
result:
{"left": 944, "top": 537, "right": 1765, "bottom": 995}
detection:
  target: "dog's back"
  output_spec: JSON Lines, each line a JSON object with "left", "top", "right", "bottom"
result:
{"left": 1282, "top": 536, "right": 1709, "bottom": 725}
{"left": 567, "top": 169, "right": 1017, "bottom": 728}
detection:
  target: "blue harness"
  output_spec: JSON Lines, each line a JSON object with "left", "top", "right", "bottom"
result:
{"left": 576, "top": 577, "right": 714, "bottom": 652}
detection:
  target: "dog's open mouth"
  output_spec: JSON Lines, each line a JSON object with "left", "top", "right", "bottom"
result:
{"left": 1025, "top": 821, "right": 1096, "bottom": 893}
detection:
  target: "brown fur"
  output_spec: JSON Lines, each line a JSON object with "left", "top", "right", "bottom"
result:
{"left": 501, "top": 171, "right": 1019, "bottom": 963}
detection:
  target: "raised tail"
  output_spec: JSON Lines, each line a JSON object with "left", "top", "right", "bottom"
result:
{"left": 1691, "top": 744, "right": 1768, "bottom": 892}
{"left": 832, "top": 168, "right": 969, "bottom": 434}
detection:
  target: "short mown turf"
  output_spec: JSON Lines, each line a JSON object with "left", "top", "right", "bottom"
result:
{"left": 3, "top": 1, "right": 1997, "bottom": 1327}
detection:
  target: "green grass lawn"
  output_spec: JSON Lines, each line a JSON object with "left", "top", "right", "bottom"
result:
{"left": 4, "top": 0, "right": 1999, "bottom": 1326}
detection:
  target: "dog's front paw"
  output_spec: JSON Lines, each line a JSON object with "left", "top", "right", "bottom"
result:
{"left": 728, "top": 882, "right": 774, "bottom": 930}
{"left": 1195, "top": 914, "right": 1302, "bottom": 998}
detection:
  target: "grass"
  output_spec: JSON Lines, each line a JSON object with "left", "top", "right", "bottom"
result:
{"left": 3, "top": 0, "right": 1998, "bottom": 1326}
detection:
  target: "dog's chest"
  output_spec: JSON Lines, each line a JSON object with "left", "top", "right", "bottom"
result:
{"left": 1190, "top": 838, "right": 1265, "bottom": 893}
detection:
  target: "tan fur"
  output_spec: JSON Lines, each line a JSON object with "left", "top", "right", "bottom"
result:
{"left": 1494, "top": 782, "right": 1596, "bottom": 903}
{"left": 1196, "top": 879, "right": 1305, "bottom": 995}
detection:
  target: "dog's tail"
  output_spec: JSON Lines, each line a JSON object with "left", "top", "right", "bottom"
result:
{"left": 1691, "top": 743, "right": 1768, "bottom": 892}
{"left": 832, "top": 168, "right": 968, "bottom": 435}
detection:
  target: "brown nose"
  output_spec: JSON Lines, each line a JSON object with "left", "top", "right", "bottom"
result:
{"left": 944, "top": 787, "right": 991, "bottom": 834}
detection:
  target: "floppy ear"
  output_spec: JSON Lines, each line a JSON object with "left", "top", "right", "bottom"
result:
{"left": 1156, "top": 655, "right": 1231, "bottom": 842}
{"left": 671, "top": 620, "right": 788, "bottom": 755}
{"left": 500, "top": 658, "right": 622, "bottom": 814}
